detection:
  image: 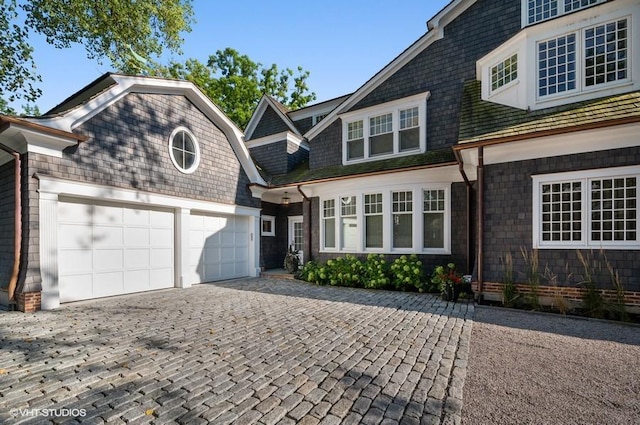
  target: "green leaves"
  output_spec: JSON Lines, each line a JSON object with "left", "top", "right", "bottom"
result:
{"left": 154, "top": 48, "right": 316, "bottom": 129}
{"left": 1, "top": 0, "right": 193, "bottom": 112}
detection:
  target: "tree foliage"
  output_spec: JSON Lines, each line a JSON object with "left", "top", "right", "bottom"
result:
{"left": 156, "top": 48, "right": 316, "bottom": 129}
{"left": 0, "top": 0, "right": 194, "bottom": 113}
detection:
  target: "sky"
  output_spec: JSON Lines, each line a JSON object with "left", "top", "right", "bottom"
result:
{"left": 18, "top": 0, "right": 452, "bottom": 114}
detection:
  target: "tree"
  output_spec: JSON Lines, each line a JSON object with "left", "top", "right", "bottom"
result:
{"left": 0, "top": 0, "right": 194, "bottom": 113}
{"left": 157, "top": 48, "right": 316, "bottom": 129}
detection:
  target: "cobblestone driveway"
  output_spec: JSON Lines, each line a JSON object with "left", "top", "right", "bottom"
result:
{"left": 0, "top": 278, "right": 473, "bottom": 425}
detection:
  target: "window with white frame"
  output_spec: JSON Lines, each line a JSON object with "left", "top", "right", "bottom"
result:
{"left": 313, "top": 113, "right": 328, "bottom": 126}
{"left": 526, "top": 0, "right": 604, "bottom": 25}
{"left": 399, "top": 107, "right": 420, "bottom": 151}
{"left": 340, "top": 196, "right": 358, "bottom": 250}
{"left": 323, "top": 199, "right": 336, "bottom": 249}
{"left": 320, "top": 185, "right": 450, "bottom": 254}
{"left": 533, "top": 167, "right": 639, "bottom": 249}
{"left": 369, "top": 113, "right": 394, "bottom": 156}
{"left": 169, "top": 127, "right": 200, "bottom": 174}
{"left": 392, "top": 191, "right": 413, "bottom": 249}
{"left": 491, "top": 54, "right": 518, "bottom": 92}
{"left": 261, "top": 215, "right": 276, "bottom": 236}
{"left": 365, "top": 193, "right": 383, "bottom": 248}
{"left": 584, "top": 19, "right": 628, "bottom": 87}
{"left": 347, "top": 121, "right": 364, "bottom": 160}
{"left": 342, "top": 92, "right": 428, "bottom": 164}
{"left": 423, "top": 189, "right": 446, "bottom": 249}
{"left": 537, "top": 18, "right": 629, "bottom": 99}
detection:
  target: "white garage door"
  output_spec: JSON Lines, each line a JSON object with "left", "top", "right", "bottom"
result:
{"left": 58, "top": 199, "right": 174, "bottom": 303}
{"left": 189, "top": 213, "right": 249, "bottom": 283}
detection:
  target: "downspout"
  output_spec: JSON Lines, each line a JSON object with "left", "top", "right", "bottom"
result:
{"left": 477, "top": 146, "right": 484, "bottom": 295}
{"left": 296, "top": 185, "right": 311, "bottom": 262}
{"left": 0, "top": 144, "right": 22, "bottom": 307}
{"left": 453, "top": 149, "right": 472, "bottom": 275}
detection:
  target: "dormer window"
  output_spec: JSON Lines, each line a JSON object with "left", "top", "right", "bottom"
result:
{"left": 341, "top": 92, "right": 429, "bottom": 165}
{"left": 491, "top": 54, "right": 519, "bottom": 92}
{"left": 538, "top": 18, "right": 629, "bottom": 99}
{"left": 525, "top": 0, "right": 605, "bottom": 26}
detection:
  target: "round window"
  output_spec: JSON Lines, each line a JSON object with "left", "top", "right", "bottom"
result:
{"left": 169, "top": 127, "right": 200, "bottom": 174}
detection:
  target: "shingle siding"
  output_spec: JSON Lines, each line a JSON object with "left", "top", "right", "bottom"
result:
{"left": 32, "top": 93, "right": 258, "bottom": 208}
{"left": 309, "top": 0, "right": 521, "bottom": 169}
{"left": 261, "top": 201, "right": 303, "bottom": 269}
{"left": 482, "top": 146, "right": 640, "bottom": 292}
{"left": 0, "top": 161, "right": 15, "bottom": 288}
{"left": 251, "top": 141, "right": 288, "bottom": 176}
{"left": 294, "top": 117, "right": 313, "bottom": 134}
{"left": 250, "top": 105, "right": 291, "bottom": 139}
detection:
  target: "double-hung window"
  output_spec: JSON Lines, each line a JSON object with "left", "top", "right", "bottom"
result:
{"left": 323, "top": 199, "right": 336, "bottom": 249}
{"left": 533, "top": 167, "right": 639, "bottom": 249}
{"left": 423, "top": 190, "right": 446, "bottom": 249}
{"left": 392, "top": 191, "right": 413, "bottom": 249}
{"left": 537, "top": 17, "right": 629, "bottom": 99}
{"left": 365, "top": 193, "right": 383, "bottom": 248}
{"left": 342, "top": 92, "right": 429, "bottom": 164}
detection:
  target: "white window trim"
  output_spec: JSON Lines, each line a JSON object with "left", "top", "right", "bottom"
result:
{"left": 522, "top": 0, "right": 606, "bottom": 27}
{"left": 168, "top": 126, "right": 201, "bottom": 174}
{"left": 340, "top": 92, "right": 430, "bottom": 165}
{"left": 532, "top": 165, "right": 640, "bottom": 250}
{"left": 319, "top": 183, "right": 451, "bottom": 255}
{"left": 490, "top": 52, "right": 520, "bottom": 95}
{"left": 535, "top": 17, "right": 632, "bottom": 103}
{"left": 261, "top": 215, "right": 276, "bottom": 236}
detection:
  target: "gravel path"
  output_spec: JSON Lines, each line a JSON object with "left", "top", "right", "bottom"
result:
{"left": 461, "top": 306, "right": 640, "bottom": 425}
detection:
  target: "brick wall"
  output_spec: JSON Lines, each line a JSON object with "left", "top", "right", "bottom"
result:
{"left": 309, "top": 0, "right": 521, "bottom": 169}
{"left": 250, "top": 105, "right": 291, "bottom": 139}
{"left": 482, "top": 146, "right": 640, "bottom": 292}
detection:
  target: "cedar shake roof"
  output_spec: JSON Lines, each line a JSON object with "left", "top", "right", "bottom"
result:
{"left": 458, "top": 80, "right": 640, "bottom": 145}
{"left": 267, "top": 147, "right": 456, "bottom": 186}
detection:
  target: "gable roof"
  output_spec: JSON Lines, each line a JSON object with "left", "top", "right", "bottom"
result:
{"left": 457, "top": 80, "right": 640, "bottom": 146}
{"left": 304, "top": 0, "right": 475, "bottom": 141}
{"left": 32, "top": 73, "right": 266, "bottom": 185}
{"left": 244, "top": 95, "right": 301, "bottom": 140}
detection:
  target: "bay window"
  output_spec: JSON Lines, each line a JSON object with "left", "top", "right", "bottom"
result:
{"left": 365, "top": 193, "right": 383, "bottom": 248}
{"left": 392, "top": 191, "right": 413, "bottom": 249}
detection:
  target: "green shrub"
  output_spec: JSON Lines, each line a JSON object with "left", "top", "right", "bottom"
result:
{"left": 362, "top": 254, "right": 391, "bottom": 289}
{"left": 390, "top": 255, "right": 425, "bottom": 292}
{"left": 326, "top": 255, "right": 364, "bottom": 287}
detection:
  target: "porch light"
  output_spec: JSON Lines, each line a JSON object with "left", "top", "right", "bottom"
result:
{"left": 282, "top": 191, "right": 290, "bottom": 205}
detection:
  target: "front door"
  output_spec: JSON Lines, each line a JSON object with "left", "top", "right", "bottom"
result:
{"left": 288, "top": 216, "right": 304, "bottom": 264}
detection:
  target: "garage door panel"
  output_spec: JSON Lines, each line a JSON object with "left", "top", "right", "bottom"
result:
{"left": 124, "top": 227, "right": 150, "bottom": 246}
{"left": 93, "top": 271, "right": 124, "bottom": 298}
{"left": 59, "top": 249, "right": 92, "bottom": 274}
{"left": 151, "top": 248, "right": 173, "bottom": 267}
{"left": 60, "top": 274, "right": 93, "bottom": 303}
{"left": 124, "top": 208, "right": 149, "bottom": 225}
{"left": 58, "top": 200, "right": 174, "bottom": 303}
{"left": 189, "top": 213, "right": 250, "bottom": 284}
{"left": 58, "top": 224, "right": 93, "bottom": 249}
{"left": 125, "top": 270, "right": 150, "bottom": 292}
{"left": 92, "top": 226, "right": 123, "bottom": 248}
{"left": 93, "top": 205, "right": 123, "bottom": 225}
{"left": 151, "top": 228, "right": 172, "bottom": 246}
{"left": 94, "top": 249, "right": 123, "bottom": 271}
{"left": 125, "top": 249, "right": 150, "bottom": 269}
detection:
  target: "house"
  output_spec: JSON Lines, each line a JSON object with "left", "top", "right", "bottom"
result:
{"left": 247, "top": 0, "right": 640, "bottom": 308}
{"left": 1, "top": 75, "right": 265, "bottom": 311}
{"left": 1, "top": 0, "right": 639, "bottom": 312}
